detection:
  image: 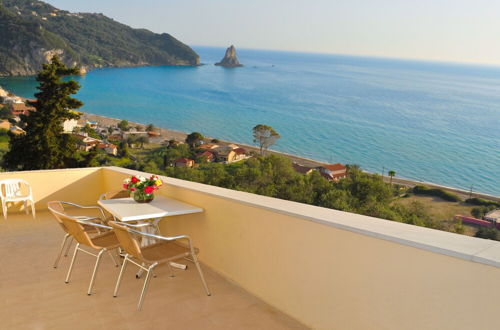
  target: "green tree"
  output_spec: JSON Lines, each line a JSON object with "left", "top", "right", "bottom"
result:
{"left": 118, "top": 120, "right": 129, "bottom": 131}
{"left": 146, "top": 124, "right": 155, "bottom": 132}
{"left": 0, "top": 105, "right": 13, "bottom": 120}
{"left": 185, "top": 132, "right": 204, "bottom": 149}
{"left": 252, "top": 124, "right": 280, "bottom": 155}
{"left": 136, "top": 135, "right": 149, "bottom": 149}
{"left": 388, "top": 170, "right": 396, "bottom": 186}
{"left": 82, "top": 124, "right": 100, "bottom": 139}
{"left": 4, "top": 56, "right": 83, "bottom": 170}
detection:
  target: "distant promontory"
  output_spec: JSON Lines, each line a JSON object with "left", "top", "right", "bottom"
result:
{"left": 0, "top": 0, "right": 199, "bottom": 76}
{"left": 215, "top": 45, "right": 243, "bottom": 68}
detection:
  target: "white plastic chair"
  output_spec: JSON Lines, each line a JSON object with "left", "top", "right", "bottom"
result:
{"left": 0, "top": 179, "right": 35, "bottom": 219}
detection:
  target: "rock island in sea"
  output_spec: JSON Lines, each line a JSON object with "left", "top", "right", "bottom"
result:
{"left": 215, "top": 45, "right": 243, "bottom": 68}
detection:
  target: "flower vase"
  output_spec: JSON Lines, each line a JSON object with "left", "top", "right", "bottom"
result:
{"left": 133, "top": 191, "right": 155, "bottom": 203}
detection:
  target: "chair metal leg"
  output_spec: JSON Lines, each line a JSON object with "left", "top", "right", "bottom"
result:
{"left": 2, "top": 200, "right": 7, "bottom": 220}
{"left": 88, "top": 249, "right": 105, "bottom": 295}
{"left": 167, "top": 263, "right": 175, "bottom": 277}
{"left": 24, "top": 200, "right": 29, "bottom": 214}
{"left": 65, "top": 243, "right": 80, "bottom": 283}
{"left": 107, "top": 250, "right": 119, "bottom": 267}
{"left": 114, "top": 255, "right": 128, "bottom": 297}
{"left": 64, "top": 237, "right": 73, "bottom": 257}
{"left": 54, "top": 233, "right": 70, "bottom": 268}
{"left": 192, "top": 253, "right": 211, "bottom": 296}
{"left": 137, "top": 263, "right": 157, "bottom": 311}
{"left": 30, "top": 200, "right": 36, "bottom": 219}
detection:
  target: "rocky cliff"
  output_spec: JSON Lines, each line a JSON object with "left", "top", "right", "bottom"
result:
{"left": 215, "top": 45, "right": 243, "bottom": 68}
{"left": 0, "top": 0, "right": 200, "bottom": 76}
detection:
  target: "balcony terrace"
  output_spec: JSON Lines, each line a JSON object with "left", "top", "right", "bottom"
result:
{"left": 1, "top": 166, "right": 499, "bottom": 329}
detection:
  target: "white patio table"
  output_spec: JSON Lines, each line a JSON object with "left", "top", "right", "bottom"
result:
{"left": 98, "top": 195, "right": 203, "bottom": 275}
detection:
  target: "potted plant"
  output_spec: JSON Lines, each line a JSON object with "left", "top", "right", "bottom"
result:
{"left": 123, "top": 175, "right": 163, "bottom": 203}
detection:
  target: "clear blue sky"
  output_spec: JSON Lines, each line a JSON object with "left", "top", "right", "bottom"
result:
{"left": 47, "top": 0, "right": 500, "bottom": 64}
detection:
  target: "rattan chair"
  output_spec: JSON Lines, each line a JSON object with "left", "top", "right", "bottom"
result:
{"left": 109, "top": 221, "right": 211, "bottom": 310}
{"left": 47, "top": 201, "right": 108, "bottom": 269}
{"left": 57, "top": 213, "right": 121, "bottom": 295}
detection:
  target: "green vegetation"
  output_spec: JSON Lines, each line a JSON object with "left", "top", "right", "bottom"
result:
{"left": 118, "top": 120, "right": 129, "bottom": 131}
{"left": 475, "top": 227, "right": 499, "bottom": 241}
{"left": 253, "top": 124, "right": 280, "bottom": 155}
{"left": 0, "top": 0, "right": 199, "bottom": 76}
{"left": 388, "top": 170, "right": 396, "bottom": 186}
{"left": 466, "top": 198, "right": 500, "bottom": 208}
{"left": 3, "top": 56, "right": 93, "bottom": 170}
{"left": 471, "top": 206, "right": 497, "bottom": 219}
{"left": 185, "top": 132, "right": 204, "bottom": 149}
{"left": 0, "top": 105, "right": 12, "bottom": 119}
{"left": 412, "top": 185, "right": 461, "bottom": 202}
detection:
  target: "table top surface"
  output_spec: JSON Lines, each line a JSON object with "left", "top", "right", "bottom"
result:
{"left": 97, "top": 195, "right": 203, "bottom": 222}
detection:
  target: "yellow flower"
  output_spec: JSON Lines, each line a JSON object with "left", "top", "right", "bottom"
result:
{"left": 155, "top": 179, "right": 163, "bottom": 187}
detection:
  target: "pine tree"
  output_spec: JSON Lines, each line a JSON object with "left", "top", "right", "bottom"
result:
{"left": 4, "top": 56, "right": 83, "bottom": 170}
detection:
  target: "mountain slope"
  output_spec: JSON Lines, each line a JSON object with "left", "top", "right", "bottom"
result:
{"left": 0, "top": 0, "right": 199, "bottom": 76}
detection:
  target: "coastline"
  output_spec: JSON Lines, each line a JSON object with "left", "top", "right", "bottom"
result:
{"left": 82, "top": 112, "right": 500, "bottom": 202}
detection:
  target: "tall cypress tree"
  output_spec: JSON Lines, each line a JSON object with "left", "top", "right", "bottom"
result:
{"left": 4, "top": 56, "right": 83, "bottom": 170}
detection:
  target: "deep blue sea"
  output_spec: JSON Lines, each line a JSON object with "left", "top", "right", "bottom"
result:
{"left": 1, "top": 47, "right": 499, "bottom": 195}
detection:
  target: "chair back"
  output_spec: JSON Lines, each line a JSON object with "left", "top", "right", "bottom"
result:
{"left": 100, "top": 190, "right": 130, "bottom": 200}
{"left": 47, "top": 201, "right": 69, "bottom": 232}
{"left": 109, "top": 221, "right": 143, "bottom": 260}
{"left": 59, "top": 213, "right": 95, "bottom": 248}
{"left": 0, "top": 179, "right": 31, "bottom": 199}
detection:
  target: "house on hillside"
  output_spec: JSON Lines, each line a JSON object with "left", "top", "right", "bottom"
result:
{"left": 318, "top": 163, "right": 347, "bottom": 181}
{"left": 292, "top": 163, "right": 314, "bottom": 175}
{"left": 174, "top": 158, "right": 195, "bottom": 168}
{"left": 196, "top": 150, "right": 215, "bottom": 163}
{"left": 86, "top": 120, "right": 98, "bottom": 129}
{"left": 10, "top": 126, "right": 25, "bottom": 135}
{"left": 97, "top": 143, "right": 118, "bottom": 156}
{"left": 73, "top": 133, "right": 101, "bottom": 152}
{"left": 9, "top": 103, "right": 36, "bottom": 117}
{"left": 215, "top": 146, "right": 248, "bottom": 163}
{"left": 63, "top": 119, "right": 79, "bottom": 133}
{"left": 0, "top": 120, "right": 12, "bottom": 130}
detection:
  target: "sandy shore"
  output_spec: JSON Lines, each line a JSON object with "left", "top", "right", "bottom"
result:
{"left": 82, "top": 112, "right": 500, "bottom": 202}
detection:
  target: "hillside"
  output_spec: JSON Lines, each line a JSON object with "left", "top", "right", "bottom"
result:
{"left": 0, "top": 0, "right": 199, "bottom": 76}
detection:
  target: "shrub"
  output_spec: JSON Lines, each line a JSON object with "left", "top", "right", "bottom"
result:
{"left": 412, "top": 185, "right": 461, "bottom": 202}
{"left": 465, "top": 198, "right": 500, "bottom": 208}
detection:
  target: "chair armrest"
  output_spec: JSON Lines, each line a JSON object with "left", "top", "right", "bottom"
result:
{"left": 119, "top": 222, "right": 152, "bottom": 228}
{"left": 60, "top": 201, "right": 107, "bottom": 220}
{"left": 76, "top": 220, "right": 112, "bottom": 231}
{"left": 128, "top": 228, "right": 191, "bottom": 244}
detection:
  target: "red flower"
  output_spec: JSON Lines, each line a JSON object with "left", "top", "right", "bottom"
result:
{"left": 131, "top": 176, "right": 139, "bottom": 183}
{"left": 123, "top": 184, "right": 128, "bottom": 190}
{"left": 144, "top": 186, "right": 154, "bottom": 194}
{"left": 130, "top": 187, "right": 136, "bottom": 191}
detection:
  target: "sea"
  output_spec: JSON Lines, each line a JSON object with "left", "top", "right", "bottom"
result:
{"left": 1, "top": 46, "right": 499, "bottom": 196}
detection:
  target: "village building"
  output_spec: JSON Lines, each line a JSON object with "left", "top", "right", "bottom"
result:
{"left": 0, "top": 120, "right": 12, "bottom": 130}
{"left": 97, "top": 143, "right": 118, "bottom": 156}
{"left": 318, "top": 163, "right": 348, "bottom": 182}
{"left": 9, "top": 103, "right": 36, "bottom": 117}
{"left": 292, "top": 163, "right": 314, "bottom": 175}
{"left": 174, "top": 158, "right": 195, "bottom": 168}
{"left": 215, "top": 146, "right": 247, "bottom": 163}
{"left": 196, "top": 150, "right": 215, "bottom": 163}
{"left": 73, "top": 133, "right": 101, "bottom": 152}
{"left": 63, "top": 119, "right": 79, "bottom": 133}
{"left": 10, "top": 125, "right": 26, "bottom": 135}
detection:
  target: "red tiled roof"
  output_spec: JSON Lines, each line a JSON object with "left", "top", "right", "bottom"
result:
{"left": 233, "top": 147, "right": 246, "bottom": 155}
{"left": 322, "top": 163, "right": 346, "bottom": 171}
{"left": 197, "top": 151, "right": 214, "bottom": 158}
{"left": 175, "top": 158, "right": 193, "bottom": 163}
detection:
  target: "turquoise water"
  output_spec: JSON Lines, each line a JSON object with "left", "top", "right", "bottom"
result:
{"left": 1, "top": 47, "right": 499, "bottom": 195}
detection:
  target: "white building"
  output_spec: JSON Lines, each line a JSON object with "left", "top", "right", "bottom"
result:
{"left": 63, "top": 119, "right": 79, "bottom": 133}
